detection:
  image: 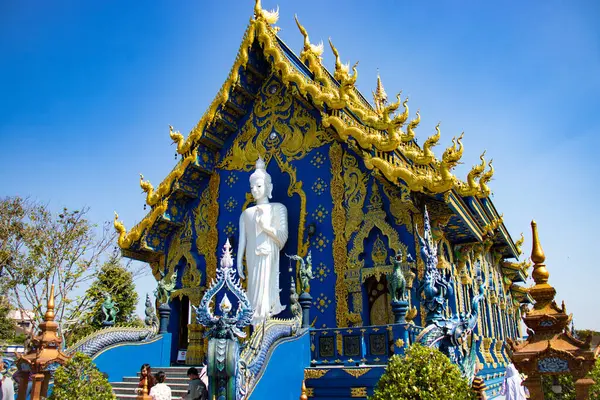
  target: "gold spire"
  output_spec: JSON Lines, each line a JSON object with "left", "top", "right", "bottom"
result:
{"left": 530, "top": 220, "right": 549, "bottom": 284}
{"left": 372, "top": 72, "right": 388, "bottom": 114}
{"left": 44, "top": 284, "right": 55, "bottom": 321}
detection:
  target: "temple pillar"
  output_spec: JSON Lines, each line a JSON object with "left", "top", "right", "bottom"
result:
{"left": 158, "top": 303, "right": 171, "bottom": 334}
{"left": 523, "top": 375, "right": 544, "bottom": 400}
{"left": 30, "top": 373, "right": 45, "bottom": 400}
{"left": 299, "top": 292, "right": 312, "bottom": 328}
{"left": 186, "top": 323, "right": 205, "bottom": 365}
{"left": 40, "top": 372, "right": 51, "bottom": 398}
{"left": 391, "top": 300, "right": 409, "bottom": 324}
{"left": 574, "top": 378, "right": 595, "bottom": 400}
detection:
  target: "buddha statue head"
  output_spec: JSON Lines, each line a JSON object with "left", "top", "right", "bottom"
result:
{"left": 249, "top": 157, "right": 273, "bottom": 201}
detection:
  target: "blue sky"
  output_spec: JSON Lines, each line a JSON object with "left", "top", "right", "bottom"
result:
{"left": 1, "top": 1, "right": 599, "bottom": 329}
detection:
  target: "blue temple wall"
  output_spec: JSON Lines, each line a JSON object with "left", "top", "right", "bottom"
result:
{"left": 94, "top": 333, "right": 172, "bottom": 382}
{"left": 249, "top": 331, "right": 310, "bottom": 400}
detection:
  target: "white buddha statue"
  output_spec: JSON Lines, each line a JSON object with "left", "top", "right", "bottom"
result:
{"left": 237, "top": 157, "right": 288, "bottom": 326}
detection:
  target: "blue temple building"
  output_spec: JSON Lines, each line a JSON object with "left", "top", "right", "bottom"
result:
{"left": 110, "top": 2, "right": 531, "bottom": 398}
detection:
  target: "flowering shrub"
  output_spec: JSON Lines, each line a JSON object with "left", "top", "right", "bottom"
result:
{"left": 370, "top": 344, "right": 476, "bottom": 400}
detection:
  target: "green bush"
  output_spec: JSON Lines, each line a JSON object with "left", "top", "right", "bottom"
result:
{"left": 370, "top": 344, "right": 476, "bottom": 400}
{"left": 49, "top": 352, "right": 115, "bottom": 400}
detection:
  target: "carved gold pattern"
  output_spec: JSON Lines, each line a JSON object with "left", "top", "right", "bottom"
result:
{"left": 380, "top": 180, "right": 416, "bottom": 229}
{"left": 371, "top": 236, "right": 387, "bottom": 266}
{"left": 335, "top": 331, "right": 343, "bottom": 356}
{"left": 342, "top": 152, "right": 367, "bottom": 239}
{"left": 304, "top": 369, "right": 330, "bottom": 380}
{"left": 165, "top": 216, "right": 195, "bottom": 276}
{"left": 344, "top": 182, "right": 407, "bottom": 326}
{"left": 347, "top": 183, "right": 402, "bottom": 270}
{"left": 494, "top": 340, "right": 504, "bottom": 362}
{"left": 350, "top": 387, "right": 368, "bottom": 398}
{"left": 343, "top": 368, "right": 371, "bottom": 378}
{"left": 205, "top": 173, "right": 220, "bottom": 282}
{"left": 218, "top": 77, "right": 332, "bottom": 172}
{"left": 273, "top": 154, "right": 309, "bottom": 258}
{"left": 405, "top": 306, "right": 418, "bottom": 324}
{"left": 395, "top": 339, "right": 404, "bottom": 348}
{"left": 482, "top": 337, "right": 494, "bottom": 363}
{"left": 330, "top": 143, "right": 349, "bottom": 328}
{"left": 185, "top": 323, "right": 205, "bottom": 365}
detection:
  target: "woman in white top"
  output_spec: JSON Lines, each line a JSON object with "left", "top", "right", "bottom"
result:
{"left": 1, "top": 372, "right": 16, "bottom": 400}
{"left": 149, "top": 371, "right": 172, "bottom": 400}
{"left": 501, "top": 363, "right": 528, "bottom": 400}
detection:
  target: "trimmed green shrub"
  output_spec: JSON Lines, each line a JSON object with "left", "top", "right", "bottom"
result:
{"left": 370, "top": 344, "right": 476, "bottom": 400}
{"left": 49, "top": 352, "right": 115, "bottom": 400}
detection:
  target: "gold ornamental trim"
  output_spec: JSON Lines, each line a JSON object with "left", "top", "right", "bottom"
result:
{"left": 343, "top": 368, "right": 371, "bottom": 379}
{"left": 304, "top": 369, "right": 330, "bottom": 380}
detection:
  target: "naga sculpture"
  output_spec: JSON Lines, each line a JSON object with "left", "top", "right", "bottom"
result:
{"left": 286, "top": 251, "right": 314, "bottom": 293}
{"left": 66, "top": 293, "right": 159, "bottom": 358}
{"left": 456, "top": 150, "right": 487, "bottom": 196}
{"left": 289, "top": 272, "right": 302, "bottom": 320}
{"left": 416, "top": 206, "right": 454, "bottom": 325}
{"left": 417, "top": 264, "right": 486, "bottom": 382}
{"left": 101, "top": 293, "right": 119, "bottom": 326}
{"left": 155, "top": 270, "right": 177, "bottom": 305}
{"left": 144, "top": 293, "right": 159, "bottom": 327}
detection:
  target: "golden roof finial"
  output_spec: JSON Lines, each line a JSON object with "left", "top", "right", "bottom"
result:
{"left": 329, "top": 38, "right": 351, "bottom": 82}
{"left": 254, "top": 0, "right": 279, "bottom": 25}
{"left": 530, "top": 220, "right": 549, "bottom": 285}
{"left": 515, "top": 232, "right": 525, "bottom": 256}
{"left": 372, "top": 71, "right": 388, "bottom": 114}
{"left": 294, "top": 15, "right": 323, "bottom": 61}
{"left": 44, "top": 284, "right": 55, "bottom": 321}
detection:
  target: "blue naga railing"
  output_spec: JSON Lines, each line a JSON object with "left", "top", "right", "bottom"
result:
{"left": 309, "top": 323, "right": 422, "bottom": 366}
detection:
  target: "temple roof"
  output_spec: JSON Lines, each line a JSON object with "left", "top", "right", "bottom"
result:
{"left": 114, "top": 1, "right": 519, "bottom": 261}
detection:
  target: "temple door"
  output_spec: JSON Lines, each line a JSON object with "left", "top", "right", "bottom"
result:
{"left": 178, "top": 296, "right": 190, "bottom": 350}
{"left": 366, "top": 276, "right": 394, "bottom": 326}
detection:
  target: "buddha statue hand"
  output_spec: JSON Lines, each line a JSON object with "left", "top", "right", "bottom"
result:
{"left": 237, "top": 259, "right": 246, "bottom": 280}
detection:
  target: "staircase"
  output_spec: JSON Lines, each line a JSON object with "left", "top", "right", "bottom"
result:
{"left": 110, "top": 366, "right": 196, "bottom": 400}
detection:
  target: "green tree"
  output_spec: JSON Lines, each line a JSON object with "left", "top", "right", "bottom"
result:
{"left": 0, "top": 197, "right": 114, "bottom": 342}
{"left": 49, "top": 352, "right": 115, "bottom": 400}
{"left": 0, "top": 297, "right": 15, "bottom": 341}
{"left": 67, "top": 257, "right": 139, "bottom": 343}
{"left": 370, "top": 344, "right": 476, "bottom": 400}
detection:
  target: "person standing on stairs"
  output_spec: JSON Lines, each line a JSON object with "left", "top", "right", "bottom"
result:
{"left": 149, "top": 371, "right": 172, "bottom": 400}
{"left": 181, "top": 367, "right": 208, "bottom": 400}
{"left": 137, "top": 363, "right": 156, "bottom": 395}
